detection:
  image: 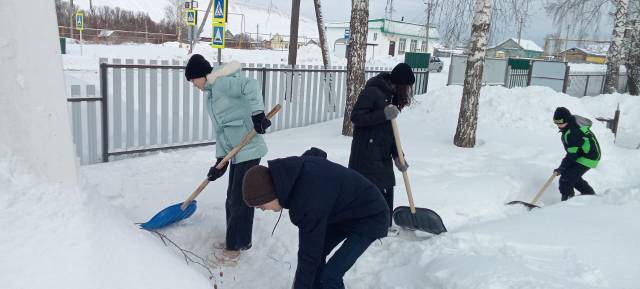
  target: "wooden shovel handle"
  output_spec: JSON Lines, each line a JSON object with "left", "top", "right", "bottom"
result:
{"left": 391, "top": 118, "right": 416, "bottom": 214}
{"left": 180, "top": 104, "right": 282, "bottom": 210}
{"left": 529, "top": 171, "right": 558, "bottom": 205}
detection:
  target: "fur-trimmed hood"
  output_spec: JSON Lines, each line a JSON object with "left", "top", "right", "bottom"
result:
{"left": 205, "top": 61, "right": 242, "bottom": 86}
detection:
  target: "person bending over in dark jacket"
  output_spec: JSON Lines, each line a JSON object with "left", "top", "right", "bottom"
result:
{"left": 242, "top": 148, "right": 389, "bottom": 289}
{"left": 348, "top": 62, "right": 415, "bottom": 229}
{"left": 553, "top": 107, "right": 601, "bottom": 201}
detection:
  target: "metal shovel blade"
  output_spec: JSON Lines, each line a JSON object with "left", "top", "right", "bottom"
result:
{"left": 139, "top": 201, "right": 197, "bottom": 230}
{"left": 506, "top": 200, "right": 540, "bottom": 210}
{"left": 392, "top": 206, "right": 447, "bottom": 235}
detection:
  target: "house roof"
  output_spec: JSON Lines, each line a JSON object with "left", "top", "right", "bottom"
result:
{"left": 490, "top": 38, "right": 543, "bottom": 52}
{"left": 326, "top": 18, "right": 439, "bottom": 40}
{"left": 560, "top": 47, "right": 607, "bottom": 57}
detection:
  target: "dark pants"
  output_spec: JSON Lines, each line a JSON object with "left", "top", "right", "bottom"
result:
{"left": 559, "top": 163, "right": 595, "bottom": 201}
{"left": 312, "top": 226, "right": 376, "bottom": 289}
{"left": 379, "top": 187, "right": 394, "bottom": 227}
{"left": 225, "top": 158, "right": 260, "bottom": 251}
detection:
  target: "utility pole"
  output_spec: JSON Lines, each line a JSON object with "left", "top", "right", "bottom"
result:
{"left": 69, "top": 0, "right": 74, "bottom": 39}
{"left": 288, "top": 0, "right": 301, "bottom": 65}
{"left": 517, "top": 16, "right": 524, "bottom": 45}
{"left": 424, "top": 0, "right": 433, "bottom": 53}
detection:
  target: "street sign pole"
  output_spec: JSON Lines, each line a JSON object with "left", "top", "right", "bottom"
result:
{"left": 75, "top": 11, "right": 84, "bottom": 56}
{"left": 212, "top": 0, "right": 227, "bottom": 64}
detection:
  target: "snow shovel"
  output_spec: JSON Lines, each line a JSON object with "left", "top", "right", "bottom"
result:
{"left": 506, "top": 171, "right": 558, "bottom": 210}
{"left": 140, "top": 104, "right": 282, "bottom": 230}
{"left": 390, "top": 119, "right": 447, "bottom": 235}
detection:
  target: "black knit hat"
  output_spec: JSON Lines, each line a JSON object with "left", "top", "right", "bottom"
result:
{"left": 553, "top": 107, "right": 572, "bottom": 124}
{"left": 242, "top": 165, "right": 277, "bottom": 207}
{"left": 390, "top": 63, "right": 415, "bottom": 85}
{"left": 185, "top": 54, "right": 213, "bottom": 81}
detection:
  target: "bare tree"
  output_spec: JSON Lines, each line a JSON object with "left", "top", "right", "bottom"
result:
{"left": 545, "top": 0, "right": 611, "bottom": 40}
{"left": 454, "top": 0, "right": 492, "bottom": 148}
{"left": 427, "top": 0, "right": 531, "bottom": 48}
{"left": 313, "top": 0, "right": 331, "bottom": 68}
{"left": 342, "top": 0, "right": 369, "bottom": 136}
{"left": 605, "top": 0, "right": 629, "bottom": 93}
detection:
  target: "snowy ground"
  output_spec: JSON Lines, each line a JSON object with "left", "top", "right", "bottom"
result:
{"left": 3, "top": 62, "right": 640, "bottom": 288}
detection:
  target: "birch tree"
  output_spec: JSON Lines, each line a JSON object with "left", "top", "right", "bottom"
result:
{"left": 342, "top": 0, "right": 368, "bottom": 136}
{"left": 314, "top": 0, "right": 331, "bottom": 68}
{"left": 605, "top": 0, "right": 629, "bottom": 93}
{"left": 453, "top": 0, "right": 491, "bottom": 148}
{"left": 625, "top": 19, "right": 640, "bottom": 95}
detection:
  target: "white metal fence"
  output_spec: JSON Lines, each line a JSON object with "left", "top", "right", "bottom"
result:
{"left": 66, "top": 59, "right": 429, "bottom": 165}
{"left": 447, "top": 54, "right": 628, "bottom": 97}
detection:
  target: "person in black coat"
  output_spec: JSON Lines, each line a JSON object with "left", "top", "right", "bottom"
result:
{"left": 242, "top": 148, "right": 389, "bottom": 289}
{"left": 348, "top": 63, "right": 415, "bottom": 227}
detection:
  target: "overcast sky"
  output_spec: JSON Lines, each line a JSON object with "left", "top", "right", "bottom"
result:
{"left": 238, "top": 0, "right": 614, "bottom": 47}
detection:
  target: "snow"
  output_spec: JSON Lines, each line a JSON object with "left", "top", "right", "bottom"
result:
{"left": 6, "top": 61, "right": 640, "bottom": 288}
{"left": 4, "top": 6, "right": 640, "bottom": 287}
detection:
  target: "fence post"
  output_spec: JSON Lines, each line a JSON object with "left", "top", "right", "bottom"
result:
{"left": 526, "top": 62, "right": 533, "bottom": 86}
{"left": 584, "top": 75, "right": 590, "bottom": 97}
{"left": 261, "top": 67, "right": 267, "bottom": 102}
{"left": 562, "top": 65, "right": 570, "bottom": 93}
{"left": 100, "top": 61, "right": 109, "bottom": 163}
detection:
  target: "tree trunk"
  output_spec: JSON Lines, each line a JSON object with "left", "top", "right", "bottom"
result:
{"left": 605, "top": 0, "right": 629, "bottom": 94}
{"left": 342, "top": 0, "right": 369, "bottom": 136}
{"left": 314, "top": 0, "right": 331, "bottom": 68}
{"left": 453, "top": 0, "right": 491, "bottom": 148}
{"left": 626, "top": 20, "right": 640, "bottom": 95}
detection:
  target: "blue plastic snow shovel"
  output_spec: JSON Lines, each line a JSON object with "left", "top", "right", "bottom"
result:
{"left": 140, "top": 104, "right": 282, "bottom": 230}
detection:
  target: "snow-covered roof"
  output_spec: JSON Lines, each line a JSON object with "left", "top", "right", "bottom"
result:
{"left": 511, "top": 38, "right": 543, "bottom": 52}
{"left": 490, "top": 38, "right": 543, "bottom": 52}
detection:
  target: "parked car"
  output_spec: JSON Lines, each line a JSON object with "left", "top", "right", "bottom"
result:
{"left": 429, "top": 57, "right": 443, "bottom": 72}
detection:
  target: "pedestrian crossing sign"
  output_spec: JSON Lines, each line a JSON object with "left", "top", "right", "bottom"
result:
{"left": 186, "top": 9, "right": 196, "bottom": 26}
{"left": 75, "top": 11, "right": 84, "bottom": 31}
{"left": 213, "top": 0, "right": 227, "bottom": 23}
{"left": 211, "top": 23, "right": 226, "bottom": 48}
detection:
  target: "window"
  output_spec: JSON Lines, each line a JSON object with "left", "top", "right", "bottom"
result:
{"left": 373, "top": 32, "right": 378, "bottom": 41}
{"left": 410, "top": 39, "right": 418, "bottom": 52}
{"left": 421, "top": 41, "right": 427, "bottom": 52}
{"left": 398, "top": 38, "right": 406, "bottom": 54}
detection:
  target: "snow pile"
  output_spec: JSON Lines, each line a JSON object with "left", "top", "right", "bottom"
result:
{"left": 0, "top": 148, "right": 212, "bottom": 289}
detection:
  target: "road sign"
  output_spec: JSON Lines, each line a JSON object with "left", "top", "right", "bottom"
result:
{"left": 213, "top": 0, "right": 227, "bottom": 23}
{"left": 344, "top": 28, "right": 350, "bottom": 40}
{"left": 186, "top": 9, "right": 196, "bottom": 26}
{"left": 211, "top": 23, "right": 226, "bottom": 48}
{"left": 75, "top": 11, "right": 84, "bottom": 31}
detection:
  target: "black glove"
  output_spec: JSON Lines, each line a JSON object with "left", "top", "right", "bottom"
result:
{"left": 384, "top": 105, "right": 400, "bottom": 120}
{"left": 554, "top": 167, "right": 565, "bottom": 176}
{"left": 251, "top": 112, "right": 272, "bottom": 134}
{"left": 207, "top": 158, "right": 229, "bottom": 181}
{"left": 394, "top": 157, "right": 409, "bottom": 172}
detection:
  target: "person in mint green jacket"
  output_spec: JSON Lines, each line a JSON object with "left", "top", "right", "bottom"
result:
{"left": 185, "top": 54, "right": 271, "bottom": 263}
{"left": 553, "top": 107, "right": 600, "bottom": 201}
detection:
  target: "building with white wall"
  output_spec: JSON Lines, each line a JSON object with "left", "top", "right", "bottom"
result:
{"left": 325, "top": 18, "right": 439, "bottom": 59}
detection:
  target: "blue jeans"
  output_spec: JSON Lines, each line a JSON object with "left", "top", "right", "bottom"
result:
{"left": 312, "top": 227, "right": 376, "bottom": 289}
